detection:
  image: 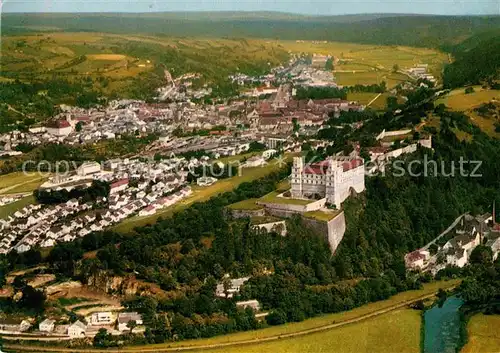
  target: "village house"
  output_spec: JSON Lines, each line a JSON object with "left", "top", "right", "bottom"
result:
{"left": 117, "top": 312, "right": 143, "bottom": 332}
{"left": 67, "top": 320, "right": 86, "bottom": 337}
{"left": 39, "top": 319, "right": 56, "bottom": 333}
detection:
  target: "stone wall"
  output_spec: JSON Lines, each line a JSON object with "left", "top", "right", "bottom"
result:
{"left": 231, "top": 208, "right": 266, "bottom": 219}
{"left": 301, "top": 211, "right": 346, "bottom": 253}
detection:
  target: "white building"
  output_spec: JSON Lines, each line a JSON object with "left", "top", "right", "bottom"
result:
{"left": 39, "top": 319, "right": 55, "bottom": 333}
{"left": 90, "top": 311, "right": 113, "bottom": 326}
{"left": 77, "top": 161, "right": 101, "bottom": 176}
{"left": 291, "top": 156, "right": 365, "bottom": 208}
{"left": 117, "top": 312, "right": 143, "bottom": 332}
{"left": 67, "top": 320, "right": 86, "bottom": 337}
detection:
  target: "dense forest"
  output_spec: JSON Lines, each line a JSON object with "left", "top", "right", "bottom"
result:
{"left": 3, "top": 13, "right": 500, "bottom": 49}
{"left": 443, "top": 31, "right": 500, "bottom": 88}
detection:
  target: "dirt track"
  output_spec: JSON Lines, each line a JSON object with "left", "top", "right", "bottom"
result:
{"left": 3, "top": 284, "right": 457, "bottom": 353}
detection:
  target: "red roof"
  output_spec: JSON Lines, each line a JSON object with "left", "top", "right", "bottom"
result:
{"left": 110, "top": 178, "right": 129, "bottom": 189}
{"left": 405, "top": 251, "right": 425, "bottom": 263}
{"left": 342, "top": 159, "right": 363, "bottom": 172}
{"left": 48, "top": 120, "right": 71, "bottom": 129}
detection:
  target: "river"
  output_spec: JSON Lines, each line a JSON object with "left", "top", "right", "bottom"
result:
{"left": 424, "top": 296, "right": 464, "bottom": 353}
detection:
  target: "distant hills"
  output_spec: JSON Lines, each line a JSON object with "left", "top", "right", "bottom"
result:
{"left": 3, "top": 12, "right": 500, "bottom": 49}
{"left": 443, "top": 30, "right": 500, "bottom": 88}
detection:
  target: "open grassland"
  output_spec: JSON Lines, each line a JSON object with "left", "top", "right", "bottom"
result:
{"left": 118, "top": 280, "right": 459, "bottom": 351}
{"left": 462, "top": 314, "right": 500, "bottom": 353}
{"left": 199, "top": 309, "right": 421, "bottom": 353}
{"left": 346, "top": 92, "right": 379, "bottom": 105}
{"left": 0, "top": 195, "right": 36, "bottom": 220}
{"left": 112, "top": 155, "right": 293, "bottom": 233}
{"left": 437, "top": 88, "right": 500, "bottom": 111}
{"left": 0, "top": 172, "right": 48, "bottom": 195}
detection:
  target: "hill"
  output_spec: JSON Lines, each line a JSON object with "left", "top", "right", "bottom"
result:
{"left": 443, "top": 32, "right": 500, "bottom": 88}
{"left": 3, "top": 13, "right": 500, "bottom": 48}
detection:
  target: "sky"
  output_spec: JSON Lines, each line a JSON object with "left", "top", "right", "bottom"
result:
{"left": 1, "top": 0, "right": 499, "bottom": 15}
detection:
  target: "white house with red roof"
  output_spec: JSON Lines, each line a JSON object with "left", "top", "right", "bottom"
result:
{"left": 109, "top": 178, "right": 129, "bottom": 195}
{"left": 46, "top": 119, "right": 73, "bottom": 136}
{"left": 291, "top": 156, "right": 365, "bottom": 208}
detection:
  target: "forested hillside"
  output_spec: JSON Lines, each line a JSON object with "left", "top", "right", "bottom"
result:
{"left": 443, "top": 31, "right": 500, "bottom": 88}
{"left": 3, "top": 13, "right": 500, "bottom": 48}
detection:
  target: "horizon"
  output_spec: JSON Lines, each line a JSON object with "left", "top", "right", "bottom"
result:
{"left": 2, "top": 0, "right": 499, "bottom": 15}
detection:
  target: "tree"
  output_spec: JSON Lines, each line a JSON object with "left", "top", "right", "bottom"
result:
{"left": 93, "top": 328, "right": 109, "bottom": 347}
{"left": 470, "top": 245, "right": 493, "bottom": 265}
{"left": 127, "top": 320, "right": 137, "bottom": 334}
{"left": 392, "top": 64, "right": 400, "bottom": 73}
{"left": 75, "top": 121, "right": 83, "bottom": 132}
{"left": 465, "top": 87, "right": 475, "bottom": 94}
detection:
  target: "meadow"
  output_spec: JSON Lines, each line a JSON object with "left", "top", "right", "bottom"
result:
{"left": 437, "top": 87, "right": 500, "bottom": 111}
{"left": 462, "top": 314, "right": 500, "bottom": 353}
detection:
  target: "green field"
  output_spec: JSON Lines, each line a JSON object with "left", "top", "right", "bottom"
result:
{"left": 437, "top": 88, "right": 500, "bottom": 111}
{"left": 200, "top": 309, "right": 421, "bottom": 353}
{"left": 346, "top": 92, "right": 380, "bottom": 105}
{"left": 122, "top": 280, "right": 459, "bottom": 351}
{"left": 0, "top": 195, "right": 36, "bottom": 220}
{"left": 0, "top": 172, "right": 46, "bottom": 191}
{"left": 462, "top": 314, "right": 500, "bottom": 353}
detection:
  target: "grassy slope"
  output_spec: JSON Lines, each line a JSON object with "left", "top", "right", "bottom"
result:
{"left": 437, "top": 87, "right": 500, "bottom": 111}
{"left": 462, "top": 314, "right": 500, "bottom": 353}
{"left": 122, "top": 280, "right": 459, "bottom": 351}
{"left": 0, "top": 195, "right": 36, "bottom": 220}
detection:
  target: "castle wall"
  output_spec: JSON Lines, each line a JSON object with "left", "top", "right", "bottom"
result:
{"left": 231, "top": 208, "right": 266, "bottom": 219}
{"left": 252, "top": 221, "right": 287, "bottom": 236}
{"left": 301, "top": 211, "right": 346, "bottom": 253}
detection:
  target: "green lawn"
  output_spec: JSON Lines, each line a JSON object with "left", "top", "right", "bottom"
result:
{"left": 462, "top": 314, "right": 500, "bottom": 353}
{"left": 303, "top": 209, "right": 340, "bottom": 222}
{"left": 0, "top": 195, "right": 35, "bottom": 220}
{"left": 258, "top": 191, "right": 312, "bottom": 206}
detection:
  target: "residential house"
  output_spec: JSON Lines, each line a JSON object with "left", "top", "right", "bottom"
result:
{"left": 67, "top": 320, "right": 86, "bottom": 337}
{"left": 39, "top": 319, "right": 55, "bottom": 333}
{"left": 117, "top": 312, "right": 143, "bottom": 332}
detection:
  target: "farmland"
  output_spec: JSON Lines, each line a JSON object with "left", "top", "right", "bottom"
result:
{"left": 1, "top": 31, "right": 448, "bottom": 103}
{"left": 462, "top": 314, "right": 500, "bottom": 353}
{"left": 198, "top": 309, "right": 421, "bottom": 353}
{"left": 437, "top": 87, "right": 500, "bottom": 111}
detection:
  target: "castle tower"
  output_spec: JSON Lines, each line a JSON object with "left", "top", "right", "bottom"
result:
{"left": 291, "top": 157, "right": 304, "bottom": 198}
{"left": 325, "top": 157, "right": 338, "bottom": 206}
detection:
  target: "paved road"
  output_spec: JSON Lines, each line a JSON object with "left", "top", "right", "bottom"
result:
{"left": 421, "top": 213, "right": 466, "bottom": 250}
{"left": 3, "top": 283, "right": 458, "bottom": 353}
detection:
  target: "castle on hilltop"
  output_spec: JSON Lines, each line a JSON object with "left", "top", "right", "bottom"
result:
{"left": 291, "top": 156, "right": 365, "bottom": 208}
